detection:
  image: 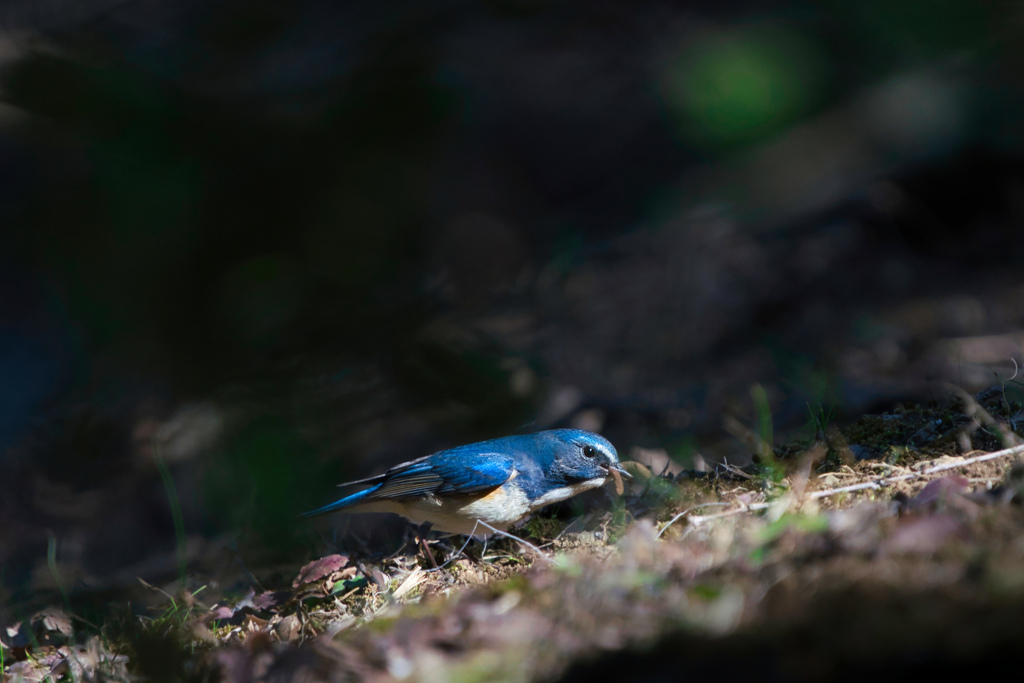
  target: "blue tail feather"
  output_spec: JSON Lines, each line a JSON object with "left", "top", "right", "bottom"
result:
{"left": 300, "top": 485, "right": 377, "bottom": 518}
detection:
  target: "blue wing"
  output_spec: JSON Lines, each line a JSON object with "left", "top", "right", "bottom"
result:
{"left": 301, "top": 448, "right": 515, "bottom": 518}
{"left": 432, "top": 451, "right": 516, "bottom": 496}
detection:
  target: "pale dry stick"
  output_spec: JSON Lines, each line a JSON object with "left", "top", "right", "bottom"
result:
{"left": 390, "top": 569, "right": 426, "bottom": 601}
{"left": 688, "top": 501, "right": 774, "bottom": 525}
{"left": 720, "top": 486, "right": 753, "bottom": 496}
{"left": 912, "top": 443, "right": 1024, "bottom": 476}
{"left": 865, "top": 462, "right": 910, "bottom": 473}
{"left": 719, "top": 462, "right": 756, "bottom": 480}
{"left": 657, "top": 502, "right": 730, "bottom": 538}
{"left": 687, "top": 443, "right": 1024, "bottom": 526}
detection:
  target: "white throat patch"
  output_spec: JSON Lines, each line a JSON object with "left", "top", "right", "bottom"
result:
{"left": 527, "top": 476, "right": 608, "bottom": 511}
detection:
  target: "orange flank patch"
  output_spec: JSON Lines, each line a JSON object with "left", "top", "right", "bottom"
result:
{"left": 475, "top": 485, "right": 510, "bottom": 505}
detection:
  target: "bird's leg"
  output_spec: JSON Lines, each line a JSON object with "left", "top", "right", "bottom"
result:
{"left": 416, "top": 522, "right": 439, "bottom": 568}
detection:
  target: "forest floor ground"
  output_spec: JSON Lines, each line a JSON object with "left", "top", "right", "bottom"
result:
{"left": 6, "top": 385, "right": 1024, "bottom": 682}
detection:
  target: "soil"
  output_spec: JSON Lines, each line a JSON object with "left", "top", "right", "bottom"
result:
{"left": 5, "top": 388, "right": 1024, "bottom": 682}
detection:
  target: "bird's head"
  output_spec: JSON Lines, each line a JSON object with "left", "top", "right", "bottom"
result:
{"left": 547, "top": 429, "right": 630, "bottom": 489}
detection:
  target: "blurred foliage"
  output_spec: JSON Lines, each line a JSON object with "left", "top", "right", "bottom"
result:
{"left": 662, "top": 24, "right": 826, "bottom": 151}
{"left": 2, "top": 0, "right": 1024, "bottom": 607}
{"left": 205, "top": 416, "right": 316, "bottom": 553}
{"left": 1, "top": 40, "right": 449, "bottom": 383}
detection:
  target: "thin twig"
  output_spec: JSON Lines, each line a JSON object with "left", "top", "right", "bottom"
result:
{"left": 138, "top": 577, "right": 178, "bottom": 605}
{"left": 657, "top": 502, "right": 729, "bottom": 537}
{"left": 864, "top": 462, "right": 909, "bottom": 473}
{"left": 684, "top": 443, "right": 1024, "bottom": 526}
{"left": 422, "top": 519, "right": 556, "bottom": 572}
{"left": 719, "top": 462, "right": 756, "bottom": 480}
{"left": 424, "top": 534, "right": 478, "bottom": 573}
{"left": 473, "top": 520, "right": 555, "bottom": 565}
{"left": 811, "top": 444, "right": 1024, "bottom": 500}
{"left": 688, "top": 501, "right": 773, "bottom": 524}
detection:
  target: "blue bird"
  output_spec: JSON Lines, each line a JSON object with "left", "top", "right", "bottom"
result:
{"left": 302, "top": 429, "right": 629, "bottom": 535}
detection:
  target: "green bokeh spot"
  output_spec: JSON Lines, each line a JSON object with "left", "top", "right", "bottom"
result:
{"left": 204, "top": 416, "right": 315, "bottom": 552}
{"left": 663, "top": 26, "right": 824, "bottom": 149}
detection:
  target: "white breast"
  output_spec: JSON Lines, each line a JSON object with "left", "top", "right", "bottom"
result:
{"left": 525, "top": 476, "right": 608, "bottom": 510}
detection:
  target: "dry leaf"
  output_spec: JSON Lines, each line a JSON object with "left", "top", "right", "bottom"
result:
{"left": 252, "top": 590, "right": 292, "bottom": 611}
{"left": 293, "top": 554, "right": 350, "bottom": 588}
{"left": 275, "top": 615, "right": 302, "bottom": 642}
{"left": 243, "top": 614, "right": 270, "bottom": 634}
{"left": 910, "top": 475, "right": 970, "bottom": 509}
{"left": 880, "top": 514, "right": 967, "bottom": 556}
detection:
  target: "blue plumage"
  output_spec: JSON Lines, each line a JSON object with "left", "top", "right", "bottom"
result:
{"left": 302, "top": 429, "right": 627, "bottom": 534}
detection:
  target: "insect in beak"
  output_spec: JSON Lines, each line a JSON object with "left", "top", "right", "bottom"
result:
{"left": 600, "top": 462, "right": 632, "bottom": 495}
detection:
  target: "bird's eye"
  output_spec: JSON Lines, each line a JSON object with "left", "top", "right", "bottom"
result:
{"left": 582, "top": 445, "right": 597, "bottom": 458}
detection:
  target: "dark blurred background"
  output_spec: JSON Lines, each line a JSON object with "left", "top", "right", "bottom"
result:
{"left": 2, "top": 0, "right": 1024, "bottom": 607}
